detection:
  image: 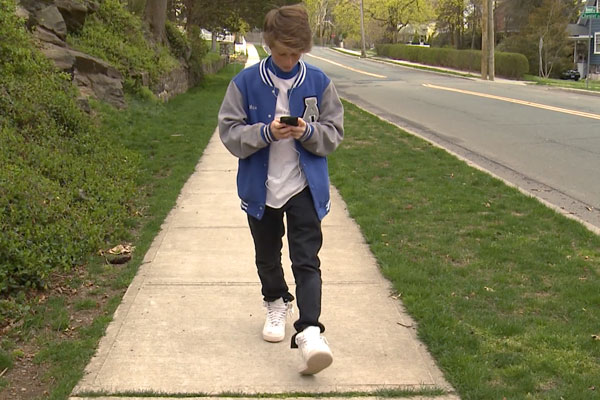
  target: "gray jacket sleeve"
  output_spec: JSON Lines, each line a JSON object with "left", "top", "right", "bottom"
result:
{"left": 299, "top": 81, "right": 344, "bottom": 157}
{"left": 218, "top": 81, "right": 269, "bottom": 159}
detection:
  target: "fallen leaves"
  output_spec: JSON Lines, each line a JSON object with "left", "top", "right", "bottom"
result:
{"left": 55, "top": 286, "right": 77, "bottom": 296}
{"left": 98, "top": 243, "right": 135, "bottom": 265}
{"left": 107, "top": 243, "right": 135, "bottom": 255}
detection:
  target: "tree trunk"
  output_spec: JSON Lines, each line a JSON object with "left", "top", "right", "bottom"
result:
{"left": 144, "top": 0, "right": 168, "bottom": 44}
{"left": 166, "top": 0, "right": 177, "bottom": 22}
{"left": 539, "top": 36, "right": 544, "bottom": 77}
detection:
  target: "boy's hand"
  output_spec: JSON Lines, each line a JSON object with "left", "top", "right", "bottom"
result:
{"left": 270, "top": 118, "right": 307, "bottom": 140}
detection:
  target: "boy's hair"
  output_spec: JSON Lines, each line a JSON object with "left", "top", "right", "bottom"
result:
{"left": 263, "top": 4, "right": 312, "bottom": 52}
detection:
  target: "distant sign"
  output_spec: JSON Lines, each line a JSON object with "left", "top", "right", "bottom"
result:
{"left": 582, "top": 12, "right": 600, "bottom": 18}
{"left": 583, "top": 5, "right": 600, "bottom": 18}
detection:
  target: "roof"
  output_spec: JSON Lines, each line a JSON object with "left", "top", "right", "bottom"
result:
{"left": 567, "top": 23, "right": 591, "bottom": 38}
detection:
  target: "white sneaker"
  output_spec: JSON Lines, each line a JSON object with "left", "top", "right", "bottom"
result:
{"left": 262, "top": 298, "right": 292, "bottom": 342}
{"left": 295, "top": 326, "right": 333, "bottom": 375}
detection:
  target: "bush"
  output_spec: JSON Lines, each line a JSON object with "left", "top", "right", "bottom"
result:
{"left": 166, "top": 20, "right": 191, "bottom": 60}
{"left": 0, "top": 0, "right": 139, "bottom": 293}
{"left": 187, "top": 25, "right": 210, "bottom": 85}
{"left": 376, "top": 43, "right": 529, "bottom": 79}
{"left": 494, "top": 51, "right": 531, "bottom": 79}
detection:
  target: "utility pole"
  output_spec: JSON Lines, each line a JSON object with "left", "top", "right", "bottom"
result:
{"left": 481, "top": 0, "right": 495, "bottom": 80}
{"left": 481, "top": 0, "right": 488, "bottom": 79}
{"left": 360, "top": 0, "right": 366, "bottom": 58}
{"left": 488, "top": 0, "right": 495, "bottom": 80}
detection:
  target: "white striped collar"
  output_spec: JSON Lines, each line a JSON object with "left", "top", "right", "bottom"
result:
{"left": 259, "top": 58, "right": 275, "bottom": 87}
{"left": 259, "top": 57, "right": 306, "bottom": 89}
{"left": 292, "top": 60, "right": 307, "bottom": 89}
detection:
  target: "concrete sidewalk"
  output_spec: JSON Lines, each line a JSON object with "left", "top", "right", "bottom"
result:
{"left": 70, "top": 44, "right": 458, "bottom": 400}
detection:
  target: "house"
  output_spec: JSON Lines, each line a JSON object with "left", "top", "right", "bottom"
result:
{"left": 494, "top": 0, "right": 522, "bottom": 35}
{"left": 567, "top": 0, "right": 600, "bottom": 79}
{"left": 397, "top": 23, "right": 436, "bottom": 46}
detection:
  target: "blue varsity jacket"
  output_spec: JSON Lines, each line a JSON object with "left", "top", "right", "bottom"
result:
{"left": 218, "top": 56, "right": 344, "bottom": 220}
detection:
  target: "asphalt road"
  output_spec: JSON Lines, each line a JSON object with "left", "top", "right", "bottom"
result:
{"left": 305, "top": 47, "right": 600, "bottom": 232}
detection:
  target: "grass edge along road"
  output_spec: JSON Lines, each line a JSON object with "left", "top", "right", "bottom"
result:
{"left": 330, "top": 100, "right": 600, "bottom": 399}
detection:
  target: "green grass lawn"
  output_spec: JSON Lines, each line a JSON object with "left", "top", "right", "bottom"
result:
{"left": 3, "top": 58, "right": 600, "bottom": 400}
{"left": 524, "top": 74, "right": 600, "bottom": 92}
{"left": 329, "top": 100, "right": 600, "bottom": 399}
{"left": 255, "top": 43, "right": 269, "bottom": 59}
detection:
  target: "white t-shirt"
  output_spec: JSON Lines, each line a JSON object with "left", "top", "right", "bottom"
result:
{"left": 265, "top": 70, "right": 307, "bottom": 208}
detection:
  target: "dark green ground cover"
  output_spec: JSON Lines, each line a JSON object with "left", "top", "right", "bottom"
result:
{"left": 1, "top": 64, "right": 240, "bottom": 397}
{"left": 0, "top": 0, "right": 138, "bottom": 294}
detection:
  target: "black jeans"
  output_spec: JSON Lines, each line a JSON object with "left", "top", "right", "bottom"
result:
{"left": 247, "top": 187, "right": 325, "bottom": 335}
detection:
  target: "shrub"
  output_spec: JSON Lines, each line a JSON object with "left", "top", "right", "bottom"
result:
{"left": 0, "top": 0, "right": 139, "bottom": 293}
{"left": 376, "top": 44, "right": 529, "bottom": 79}
{"left": 187, "top": 25, "right": 210, "bottom": 85}
{"left": 494, "top": 51, "right": 531, "bottom": 79}
{"left": 166, "top": 20, "right": 191, "bottom": 60}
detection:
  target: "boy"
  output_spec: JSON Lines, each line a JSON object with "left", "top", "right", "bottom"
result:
{"left": 218, "top": 4, "right": 343, "bottom": 375}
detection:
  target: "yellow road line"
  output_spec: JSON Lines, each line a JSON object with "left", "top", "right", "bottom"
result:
{"left": 306, "top": 53, "right": 387, "bottom": 79}
{"left": 423, "top": 83, "right": 600, "bottom": 121}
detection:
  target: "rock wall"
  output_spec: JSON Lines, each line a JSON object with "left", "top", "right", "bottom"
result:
{"left": 153, "top": 66, "right": 191, "bottom": 102}
{"left": 202, "top": 58, "right": 228, "bottom": 75}
{"left": 18, "top": 0, "right": 127, "bottom": 108}
{"left": 153, "top": 58, "right": 229, "bottom": 102}
{"left": 16, "top": 0, "right": 226, "bottom": 108}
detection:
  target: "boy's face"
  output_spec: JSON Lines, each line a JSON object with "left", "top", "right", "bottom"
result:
{"left": 270, "top": 42, "right": 302, "bottom": 72}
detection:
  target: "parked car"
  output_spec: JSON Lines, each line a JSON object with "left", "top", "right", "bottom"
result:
{"left": 560, "top": 69, "right": 581, "bottom": 81}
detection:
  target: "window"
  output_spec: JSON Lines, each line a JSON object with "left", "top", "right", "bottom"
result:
{"left": 596, "top": 32, "right": 600, "bottom": 54}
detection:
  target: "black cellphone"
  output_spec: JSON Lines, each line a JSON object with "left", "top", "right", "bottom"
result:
{"left": 279, "top": 116, "right": 299, "bottom": 126}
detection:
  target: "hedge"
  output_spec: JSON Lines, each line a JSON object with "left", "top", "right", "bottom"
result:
{"left": 375, "top": 44, "right": 529, "bottom": 79}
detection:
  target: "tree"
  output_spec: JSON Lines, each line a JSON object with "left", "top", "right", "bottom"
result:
{"left": 183, "top": 0, "right": 296, "bottom": 50}
{"left": 465, "top": 0, "right": 481, "bottom": 49}
{"left": 369, "top": 0, "right": 433, "bottom": 43}
{"left": 305, "top": 0, "right": 335, "bottom": 45}
{"left": 498, "top": 0, "right": 579, "bottom": 76}
{"left": 527, "top": 0, "right": 572, "bottom": 77}
{"left": 144, "top": 0, "right": 168, "bottom": 44}
{"left": 166, "top": 0, "right": 184, "bottom": 22}
{"left": 332, "top": 0, "right": 362, "bottom": 45}
{"left": 184, "top": 0, "right": 239, "bottom": 51}
{"left": 499, "top": 0, "right": 539, "bottom": 32}
{"left": 185, "top": 0, "right": 296, "bottom": 32}
{"left": 243, "top": 0, "right": 299, "bottom": 28}
{"left": 435, "top": 0, "right": 467, "bottom": 48}
{"left": 330, "top": 0, "right": 433, "bottom": 46}
{"left": 495, "top": 0, "right": 580, "bottom": 36}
